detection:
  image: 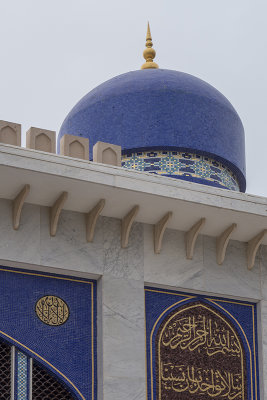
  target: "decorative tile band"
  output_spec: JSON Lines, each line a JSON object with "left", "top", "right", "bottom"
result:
{"left": 16, "top": 350, "right": 29, "bottom": 400}
{"left": 121, "top": 150, "right": 240, "bottom": 191}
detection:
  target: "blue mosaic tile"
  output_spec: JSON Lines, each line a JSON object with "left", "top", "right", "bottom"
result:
{"left": 17, "top": 351, "right": 28, "bottom": 400}
{"left": 57, "top": 69, "right": 246, "bottom": 192}
{"left": 0, "top": 266, "right": 97, "bottom": 400}
{"left": 122, "top": 151, "right": 240, "bottom": 191}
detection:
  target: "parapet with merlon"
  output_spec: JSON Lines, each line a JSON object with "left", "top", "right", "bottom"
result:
{"left": 0, "top": 119, "right": 121, "bottom": 167}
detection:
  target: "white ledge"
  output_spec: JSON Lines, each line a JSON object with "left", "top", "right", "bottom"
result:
{"left": 0, "top": 144, "right": 266, "bottom": 244}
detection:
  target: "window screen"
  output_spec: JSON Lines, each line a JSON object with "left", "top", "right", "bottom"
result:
{"left": 0, "top": 340, "right": 11, "bottom": 399}
{"left": 32, "top": 360, "right": 75, "bottom": 400}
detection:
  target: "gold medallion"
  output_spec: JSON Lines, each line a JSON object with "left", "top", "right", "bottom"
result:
{"left": 35, "top": 296, "right": 69, "bottom": 326}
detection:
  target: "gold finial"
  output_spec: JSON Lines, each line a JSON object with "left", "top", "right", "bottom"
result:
{"left": 141, "top": 22, "right": 159, "bottom": 70}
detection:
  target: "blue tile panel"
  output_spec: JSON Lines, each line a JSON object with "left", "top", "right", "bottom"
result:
{"left": 145, "top": 287, "right": 259, "bottom": 400}
{"left": 0, "top": 266, "right": 97, "bottom": 400}
{"left": 16, "top": 351, "right": 29, "bottom": 400}
{"left": 122, "top": 150, "right": 240, "bottom": 191}
{"left": 58, "top": 69, "right": 246, "bottom": 192}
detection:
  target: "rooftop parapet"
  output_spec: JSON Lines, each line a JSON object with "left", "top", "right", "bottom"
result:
{"left": 0, "top": 120, "right": 121, "bottom": 167}
{"left": 0, "top": 120, "right": 21, "bottom": 146}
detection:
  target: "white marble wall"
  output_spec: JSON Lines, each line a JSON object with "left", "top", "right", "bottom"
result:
{"left": 0, "top": 199, "right": 41, "bottom": 265}
{"left": 0, "top": 198, "right": 266, "bottom": 399}
{"left": 144, "top": 224, "right": 262, "bottom": 300}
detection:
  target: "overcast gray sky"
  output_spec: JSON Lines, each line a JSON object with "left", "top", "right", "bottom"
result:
{"left": 0, "top": 0, "right": 266, "bottom": 196}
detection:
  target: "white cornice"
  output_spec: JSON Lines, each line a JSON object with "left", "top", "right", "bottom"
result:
{"left": 0, "top": 143, "right": 266, "bottom": 246}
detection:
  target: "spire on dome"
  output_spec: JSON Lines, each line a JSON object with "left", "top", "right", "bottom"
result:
{"left": 141, "top": 22, "right": 159, "bottom": 70}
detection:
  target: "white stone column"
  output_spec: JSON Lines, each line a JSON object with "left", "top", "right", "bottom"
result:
{"left": 100, "top": 217, "right": 146, "bottom": 400}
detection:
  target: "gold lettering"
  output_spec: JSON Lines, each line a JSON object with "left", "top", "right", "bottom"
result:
{"left": 158, "top": 303, "right": 246, "bottom": 400}
{"left": 160, "top": 362, "right": 243, "bottom": 399}
{"left": 162, "top": 315, "right": 241, "bottom": 357}
{"left": 35, "top": 295, "right": 69, "bottom": 326}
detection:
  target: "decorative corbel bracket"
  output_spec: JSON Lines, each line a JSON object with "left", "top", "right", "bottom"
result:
{"left": 185, "top": 218, "right": 205, "bottom": 259}
{"left": 12, "top": 184, "right": 30, "bottom": 230}
{"left": 216, "top": 223, "right": 237, "bottom": 265}
{"left": 86, "top": 199, "right": 105, "bottom": 242}
{"left": 121, "top": 205, "right": 139, "bottom": 248}
{"left": 247, "top": 229, "right": 267, "bottom": 270}
{"left": 154, "top": 212, "right": 173, "bottom": 254}
{"left": 50, "top": 192, "right": 68, "bottom": 236}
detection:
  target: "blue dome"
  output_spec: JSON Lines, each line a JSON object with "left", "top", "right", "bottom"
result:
{"left": 58, "top": 69, "right": 246, "bottom": 191}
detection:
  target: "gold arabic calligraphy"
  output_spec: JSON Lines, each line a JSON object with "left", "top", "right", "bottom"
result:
{"left": 161, "top": 363, "right": 242, "bottom": 399}
{"left": 156, "top": 302, "right": 246, "bottom": 400}
{"left": 162, "top": 315, "right": 241, "bottom": 357}
{"left": 35, "top": 295, "right": 69, "bottom": 326}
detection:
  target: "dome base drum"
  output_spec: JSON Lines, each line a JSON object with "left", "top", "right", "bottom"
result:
{"left": 122, "top": 149, "right": 240, "bottom": 191}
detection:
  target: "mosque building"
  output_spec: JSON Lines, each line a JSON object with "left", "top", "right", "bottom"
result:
{"left": 0, "top": 23, "right": 266, "bottom": 400}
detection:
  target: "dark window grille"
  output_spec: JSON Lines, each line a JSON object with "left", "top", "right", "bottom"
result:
{"left": 0, "top": 338, "right": 76, "bottom": 400}
{"left": 32, "top": 360, "right": 75, "bottom": 400}
{"left": 0, "top": 340, "right": 11, "bottom": 400}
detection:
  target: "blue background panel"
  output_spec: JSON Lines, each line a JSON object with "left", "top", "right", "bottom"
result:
{"left": 0, "top": 266, "right": 97, "bottom": 400}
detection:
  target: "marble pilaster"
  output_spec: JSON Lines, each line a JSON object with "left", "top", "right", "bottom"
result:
{"left": 100, "top": 217, "right": 146, "bottom": 400}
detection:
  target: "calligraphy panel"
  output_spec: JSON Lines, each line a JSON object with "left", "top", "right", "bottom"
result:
{"left": 156, "top": 301, "right": 246, "bottom": 400}
{"left": 145, "top": 287, "right": 259, "bottom": 400}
